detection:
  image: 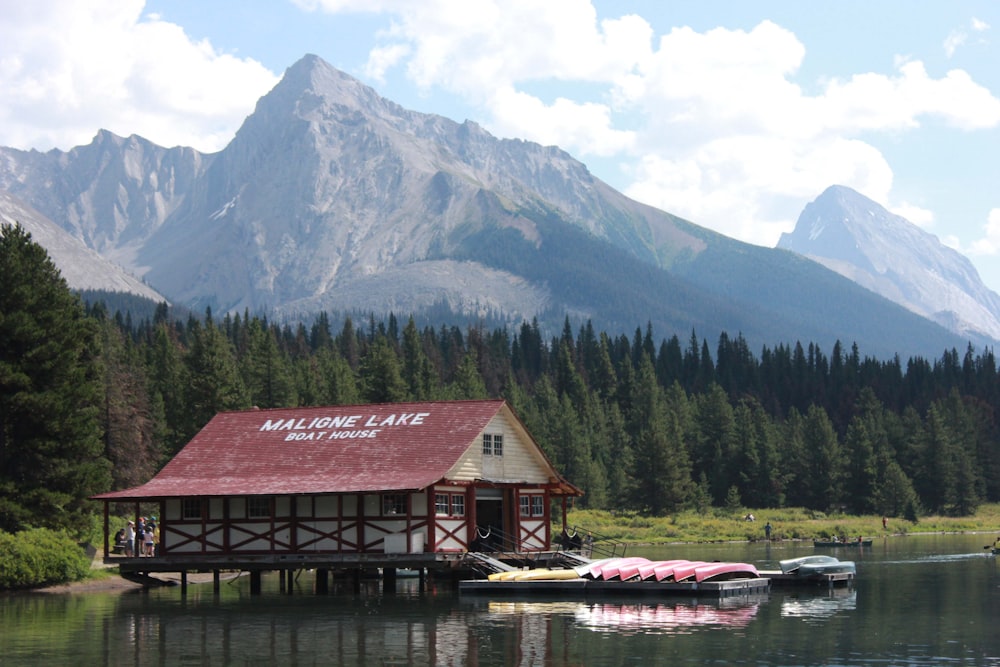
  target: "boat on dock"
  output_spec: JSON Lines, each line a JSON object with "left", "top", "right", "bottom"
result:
{"left": 598, "top": 557, "right": 650, "bottom": 581}
{"left": 636, "top": 560, "right": 686, "bottom": 581}
{"left": 694, "top": 562, "right": 759, "bottom": 583}
{"left": 668, "top": 561, "right": 710, "bottom": 582}
{"left": 779, "top": 555, "right": 840, "bottom": 574}
{"left": 798, "top": 560, "right": 855, "bottom": 576}
{"left": 760, "top": 554, "right": 856, "bottom": 587}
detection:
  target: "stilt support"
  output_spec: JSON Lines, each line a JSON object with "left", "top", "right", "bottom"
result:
{"left": 250, "top": 570, "right": 262, "bottom": 594}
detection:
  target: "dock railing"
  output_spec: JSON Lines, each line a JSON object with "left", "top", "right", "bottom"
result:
{"left": 558, "top": 526, "right": 627, "bottom": 559}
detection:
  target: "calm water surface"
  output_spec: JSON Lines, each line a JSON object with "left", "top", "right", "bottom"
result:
{"left": 3, "top": 534, "right": 1000, "bottom": 665}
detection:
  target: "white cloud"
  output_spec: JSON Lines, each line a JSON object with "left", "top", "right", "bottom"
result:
{"left": 968, "top": 208, "right": 1000, "bottom": 256}
{"left": 488, "top": 86, "right": 635, "bottom": 156}
{"left": 0, "top": 0, "right": 278, "bottom": 151}
{"left": 944, "top": 30, "right": 967, "bottom": 58}
{"left": 890, "top": 203, "right": 934, "bottom": 229}
{"left": 305, "top": 2, "right": 999, "bottom": 251}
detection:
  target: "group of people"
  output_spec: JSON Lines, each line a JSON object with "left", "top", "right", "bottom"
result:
{"left": 114, "top": 516, "right": 159, "bottom": 557}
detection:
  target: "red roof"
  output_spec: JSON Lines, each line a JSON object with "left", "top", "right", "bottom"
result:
{"left": 95, "top": 399, "right": 571, "bottom": 500}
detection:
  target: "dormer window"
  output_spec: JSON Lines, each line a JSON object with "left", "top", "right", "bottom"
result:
{"left": 482, "top": 433, "right": 503, "bottom": 457}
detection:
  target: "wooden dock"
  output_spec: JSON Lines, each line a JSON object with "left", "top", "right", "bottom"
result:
{"left": 459, "top": 576, "right": 770, "bottom": 599}
{"left": 758, "top": 570, "right": 855, "bottom": 587}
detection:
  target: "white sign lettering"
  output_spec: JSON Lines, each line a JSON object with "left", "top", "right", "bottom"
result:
{"left": 261, "top": 412, "right": 430, "bottom": 441}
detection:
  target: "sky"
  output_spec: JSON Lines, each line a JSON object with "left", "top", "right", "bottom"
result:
{"left": 2, "top": 0, "right": 999, "bottom": 292}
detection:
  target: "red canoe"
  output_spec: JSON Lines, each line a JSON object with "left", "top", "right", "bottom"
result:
{"left": 597, "top": 557, "right": 650, "bottom": 580}
{"left": 668, "top": 561, "right": 710, "bottom": 582}
{"left": 637, "top": 560, "right": 687, "bottom": 581}
{"left": 693, "top": 562, "right": 759, "bottom": 583}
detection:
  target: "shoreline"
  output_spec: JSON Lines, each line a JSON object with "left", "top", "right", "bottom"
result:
{"left": 35, "top": 529, "right": 999, "bottom": 594}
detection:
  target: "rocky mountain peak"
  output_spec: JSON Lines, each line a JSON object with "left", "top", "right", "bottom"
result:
{"left": 778, "top": 185, "right": 1000, "bottom": 344}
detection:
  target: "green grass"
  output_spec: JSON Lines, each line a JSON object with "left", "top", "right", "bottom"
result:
{"left": 562, "top": 504, "right": 1000, "bottom": 545}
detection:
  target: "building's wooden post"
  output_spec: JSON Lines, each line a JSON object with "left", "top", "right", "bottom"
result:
{"left": 279, "top": 569, "right": 286, "bottom": 592}
{"left": 102, "top": 503, "right": 110, "bottom": 561}
{"left": 250, "top": 570, "right": 262, "bottom": 594}
{"left": 383, "top": 567, "right": 397, "bottom": 594}
{"left": 286, "top": 569, "right": 294, "bottom": 593}
{"left": 315, "top": 568, "right": 328, "bottom": 593}
{"left": 213, "top": 570, "right": 220, "bottom": 594}
{"left": 180, "top": 571, "right": 188, "bottom": 595}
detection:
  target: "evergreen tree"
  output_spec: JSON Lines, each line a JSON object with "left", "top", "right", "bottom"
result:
{"left": 183, "top": 314, "right": 249, "bottom": 440}
{"left": 359, "top": 336, "right": 408, "bottom": 403}
{"left": 241, "top": 318, "right": 296, "bottom": 408}
{"left": 800, "top": 404, "right": 842, "bottom": 511}
{"left": 691, "top": 384, "right": 735, "bottom": 504}
{"left": 96, "top": 315, "right": 161, "bottom": 489}
{"left": 0, "top": 223, "right": 111, "bottom": 533}
{"left": 628, "top": 356, "right": 692, "bottom": 514}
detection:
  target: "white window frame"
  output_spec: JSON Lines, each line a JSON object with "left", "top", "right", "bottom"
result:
{"left": 483, "top": 433, "right": 504, "bottom": 457}
{"left": 382, "top": 494, "right": 407, "bottom": 516}
{"left": 248, "top": 497, "right": 270, "bottom": 519}
{"left": 450, "top": 494, "right": 465, "bottom": 517}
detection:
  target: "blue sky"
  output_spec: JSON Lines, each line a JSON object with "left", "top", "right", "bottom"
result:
{"left": 2, "top": 1, "right": 999, "bottom": 292}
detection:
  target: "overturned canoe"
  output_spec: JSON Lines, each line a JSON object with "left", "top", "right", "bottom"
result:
{"left": 694, "top": 562, "right": 760, "bottom": 583}
{"left": 798, "top": 560, "right": 856, "bottom": 576}
{"left": 779, "top": 555, "right": 840, "bottom": 574}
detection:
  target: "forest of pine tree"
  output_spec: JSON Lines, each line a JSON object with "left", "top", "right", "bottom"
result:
{"left": 5, "top": 221, "right": 999, "bottom": 532}
{"left": 86, "top": 300, "right": 1000, "bottom": 522}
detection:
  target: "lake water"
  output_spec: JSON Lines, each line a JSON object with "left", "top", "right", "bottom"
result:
{"left": 3, "top": 534, "right": 999, "bottom": 665}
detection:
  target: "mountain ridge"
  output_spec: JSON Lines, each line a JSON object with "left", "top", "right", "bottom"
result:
{"left": 778, "top": 185, "right": 1000, "bottom": 346}
{"left": 0, "top": 54, "right": 974, "bottom": 360}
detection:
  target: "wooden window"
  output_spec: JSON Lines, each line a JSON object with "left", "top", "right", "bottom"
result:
{"left": 382, "top": 494, "right": 407, "bottom": 516}
{"left": 519, "top": 495, "right": 530, "bottom": 517}
{"left": 450, "top": 494, "right": 465, "bottom": 517}
{"left": 248, "top": 497, "right": 270, "bottom": 518}
{"left": 531, "top": 495, "right": 545, "bottom": 517}
{"left": 483, "top": 433, "right": 503, "bottom": 457}
{"left": 435, "top": 493, "right": 450, "bottom": 515}
{"left": 181, "top": 498, "right": 203, "bottom": 520}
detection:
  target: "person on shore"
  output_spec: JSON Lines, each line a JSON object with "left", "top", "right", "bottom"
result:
{"left": 764, "top": 521, "right": 772, "bottom": 540}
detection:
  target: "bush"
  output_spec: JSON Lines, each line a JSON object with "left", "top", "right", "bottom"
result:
{"left": 0, "top": 528, "right": 92, "bottom": 589}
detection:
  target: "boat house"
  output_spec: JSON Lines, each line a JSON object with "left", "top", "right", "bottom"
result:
{"left": 94, "top": 399, "right": 582, "bottom": 586}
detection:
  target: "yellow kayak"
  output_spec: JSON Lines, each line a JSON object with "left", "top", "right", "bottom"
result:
{"left": 511, "top": 569, "right": 580, "bottom": 581}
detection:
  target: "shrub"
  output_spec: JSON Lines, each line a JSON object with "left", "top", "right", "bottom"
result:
{"left": 0, "top": 528, "right": 91, "bottom": 589}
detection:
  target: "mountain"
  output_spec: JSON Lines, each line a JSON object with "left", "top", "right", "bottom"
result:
{"left": 778, "top": 185, "right": 1000, "bottom": 346}
{"left": 0, "top": 55, "right": 971, "bottom": 360}
{"left": 0, "top": 190, "right": 165, "bottom": 302}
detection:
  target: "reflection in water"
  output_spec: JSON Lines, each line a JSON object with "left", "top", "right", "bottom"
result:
{"left": 7, "top": 535, "right": 1000, "bottom": 666}
{"left": 780, "top": 588, "right": 857, "bottom": 622}
{"left": 574, "top": 597, "right": 763, "bottom": 636}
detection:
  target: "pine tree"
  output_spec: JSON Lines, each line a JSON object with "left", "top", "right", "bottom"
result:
{"left": 0, "top": 223, "right": 111, "bottom": 533}
{"left": 359, "top": 336, "right": 408, "bottom": 403}
{"left": 183, "top": 313, "right": 249, "bottom": 440}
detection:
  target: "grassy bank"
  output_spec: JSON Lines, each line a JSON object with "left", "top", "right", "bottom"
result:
{"left": 564, "top": 504, "right": 1000, "bottom": 545}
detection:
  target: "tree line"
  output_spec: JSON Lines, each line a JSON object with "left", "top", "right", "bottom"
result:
{"left": 2, "top": 222, "right": 998, "bottom": 535}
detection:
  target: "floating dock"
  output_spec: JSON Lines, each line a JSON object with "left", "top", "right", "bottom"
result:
{"left": 758, "top": 570, "right": 855, "bottom": 587}
{"left": 459, "top": 576, "right": 770, "bottom": 598}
